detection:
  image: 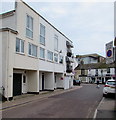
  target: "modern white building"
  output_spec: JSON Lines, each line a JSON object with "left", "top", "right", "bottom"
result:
{"left": 0, "top": 0, "right": 74, "bottom": 100}
{"left": 76, "top": 54, "right": 105, "bottom": 65}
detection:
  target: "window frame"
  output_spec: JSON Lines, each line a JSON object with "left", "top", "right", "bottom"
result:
{"left": 28, "top": 43, "right": 37, "bottom": 57}
{"left": 40, "top": 23, "right": 45, "bottom": 45}
{"left": 40, "top": 47, "right": 45, "bottom": 59}
{"left": 16, "top": 38, "right": 24, "bottom": 54}
{"left": 59, "top": 55, "right": 63, "bottom": 64}
{"left": 47, "top": 50, "right": 53, "bottom": 61}
{"left": 54, "top": 53, "right": 58, "bottom": 63}
{"left": 26, "top": 14, "right": 33, "bottom": 39}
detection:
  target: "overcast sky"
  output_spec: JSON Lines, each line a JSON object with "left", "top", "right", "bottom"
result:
{"left": 1, "top": 0, "right": 115, "bottom": 57}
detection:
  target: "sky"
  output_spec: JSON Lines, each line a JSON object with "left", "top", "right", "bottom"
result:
{"left": 1, "top": 0, "right": 115, "bottom": 57}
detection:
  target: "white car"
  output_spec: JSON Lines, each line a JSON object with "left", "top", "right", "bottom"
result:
{"left": 103, "top": 79, "right": 116, "bottom": 97}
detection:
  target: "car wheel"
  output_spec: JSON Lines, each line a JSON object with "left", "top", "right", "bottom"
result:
{"left": 103, "top": 93, "right": 106, "bottom": 97}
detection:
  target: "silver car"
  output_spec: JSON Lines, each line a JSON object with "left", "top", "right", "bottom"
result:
{"left": 103, "top": 79, "right": 116, "bottom": 97}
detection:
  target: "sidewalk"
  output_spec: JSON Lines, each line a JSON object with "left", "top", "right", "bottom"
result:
{"left": 95, "top": 96, "right": 116, "bottom": 118}
{"left": 1, "top": 86, "right": 82, "bottom": 110}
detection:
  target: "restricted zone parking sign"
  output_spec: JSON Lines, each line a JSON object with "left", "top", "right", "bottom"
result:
{"left": 106, "top": 41, "right": 113, "bottom": 64}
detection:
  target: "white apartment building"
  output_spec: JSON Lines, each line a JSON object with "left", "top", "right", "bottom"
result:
{"left": 0, "top": 0, "right": 74, "bottom": 100}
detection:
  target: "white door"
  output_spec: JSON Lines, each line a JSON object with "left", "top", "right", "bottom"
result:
{"left": 22, "top": 75, "right": 27, "bottom": 93}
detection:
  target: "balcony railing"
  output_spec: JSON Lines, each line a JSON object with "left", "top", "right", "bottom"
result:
{"left": 67, "top": 48, "right": 72, "bottom": 57}
{"left": 66, "top": 64, "right": 73, "bottom": 73}
{"left": 66, "top": 56, "right": 74, "bottom": 63}
{"left": 66, "top": 41, "right": 73, "bottom": 48}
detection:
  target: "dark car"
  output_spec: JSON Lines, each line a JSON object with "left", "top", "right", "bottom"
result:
{"left": 73, "top": 79, "right": 81, "bottom": 86}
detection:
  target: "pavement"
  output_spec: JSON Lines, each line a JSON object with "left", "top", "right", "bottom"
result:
{"left": 94, "top": 95, "right": 116, "bottom": 118}
{"left": 0, "top": 85, "right": 116, "bottom": 118}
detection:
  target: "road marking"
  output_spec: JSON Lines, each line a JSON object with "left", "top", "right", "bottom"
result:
{"left": 93, "top": 97, "right": 104, "bottom": 119}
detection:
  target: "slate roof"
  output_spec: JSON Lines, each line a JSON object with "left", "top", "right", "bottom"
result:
{"left": 75, "top": 62, "right": 115, "bottom": 70}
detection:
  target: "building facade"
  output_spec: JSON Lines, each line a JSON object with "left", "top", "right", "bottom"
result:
{"left": 0, "top": 0, "right": 74, "bottom": 100}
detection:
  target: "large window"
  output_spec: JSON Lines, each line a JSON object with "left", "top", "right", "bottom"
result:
{"left": 26, "top": 15, "right": 33, "bottom": 39}
{"left": 47, "top": 50, "right": 53, "bottom": 61}
{"left": 16, "top": 38, "right": 24, "bottom": 53}
{"left": 107, "top": 68, "right": 110, "bottom": 73}
{"left": 59, "top": 55, "right": 63, "bottom": 64}
{"left": 54, "top": 34, "right": 58, "bottom": 51}
{"left": 28, "top": 43, "right": 37, "bottom": 57}
{"left": 40, "top": 23, "right": 45, "bottom": 45}
{"left": 54, "top": 53, "right": 58, "bottom": 63}
{"left": 40, "top": 47, "right": 45, "bottom": 59}
{"left": 81, "top": 69, "right": 85, "bottom": 75}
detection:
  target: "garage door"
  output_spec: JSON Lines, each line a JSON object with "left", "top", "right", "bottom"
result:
{"left": 13, "top": 73, "right": 22, "bottom": 96}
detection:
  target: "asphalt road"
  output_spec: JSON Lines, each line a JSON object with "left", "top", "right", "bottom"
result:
{"left": 2, "top": 84, "right": 104, "bottom": 118}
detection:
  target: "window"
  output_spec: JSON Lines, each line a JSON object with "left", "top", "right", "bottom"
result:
{"left": 96, "top": 69, "right": 98, "bottom": 75}
{"left": 81, "top": 69, "right": 85, "bottom": 75}
{"left": 40, "top": 23, "right": 45, "bottom": 45}
{"left": 54, "top": 53, "right": 58, "bottom": 63}
{"left": 47, "top": 51, "right": 53, "bottom": 61}
{"left": 16, "top": 38, "right": 24, "bottom": 53}
{"left": 54, "top": 34, "right": 58, "bottom": 51}
{"left": 26, "top": 15, "right": 33, "bottom": 39}
{"left": 59, "top": 55, "right": 63, "bottom": 64}
{"left": 28, "top": 43, "right": 37, "bottom": 57}
{"left": 107, "top": 68, "right": 110, "bottom": 73}
{"left": 40, "top": 47, "right": 45, "bottom": 59}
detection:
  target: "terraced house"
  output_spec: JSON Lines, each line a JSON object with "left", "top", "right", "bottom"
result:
{"left": 0, "top": 0, "right": 74, "bottom": 100}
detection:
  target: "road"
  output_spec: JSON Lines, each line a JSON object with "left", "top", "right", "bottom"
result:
{"left": 2, "top": 84, "right": 104, "bottom": 118}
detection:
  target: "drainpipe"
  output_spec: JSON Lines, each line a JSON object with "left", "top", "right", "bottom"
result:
{"left": 6, "top": 31, "right": 9, "bottom": 101}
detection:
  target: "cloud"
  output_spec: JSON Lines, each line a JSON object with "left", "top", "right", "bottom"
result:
{"left": 1, "top": 0, "right": 114, "bottom": 57}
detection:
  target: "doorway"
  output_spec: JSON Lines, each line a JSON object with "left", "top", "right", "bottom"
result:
{"left": 13, "top": 73, "right": 22, "bottom": 96}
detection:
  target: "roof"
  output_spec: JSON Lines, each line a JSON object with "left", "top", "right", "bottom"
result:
{"left": 0, "top": 10, "right": 15, "bottom": 19}
{"left": 76, "top": 53, "right": 105, "bottom": 59}
{"left": 0, "top": 28, "right": 18, "bottom": 34}
{"left": 107, "top": 79, "right": 115, "bottom": 81}
{"left": 75, "top": 62, "right": 115, "bottom": 70}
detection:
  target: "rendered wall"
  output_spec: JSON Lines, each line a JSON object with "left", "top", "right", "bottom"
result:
{"left": 44, "top": 72, "right": 54, "bottom": 90}
{"left": 27, "top": 70, "right": 39, "bottom": 92}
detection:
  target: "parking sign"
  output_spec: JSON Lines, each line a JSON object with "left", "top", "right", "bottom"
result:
{"left": 106, "top": 41, "right": 113, "bottom": 64}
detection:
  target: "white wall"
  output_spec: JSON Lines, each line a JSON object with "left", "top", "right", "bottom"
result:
{"left": 27, "top": 70, "right": 39, "bottom": 92}
{"left": 44, "top": 72, "right": 54, "bottom": 90}
{"left": 0, "top": 13, "right": 16, "bottom": 30}
{"left": 55, "top": 73, "right": 64, "bottom": 88}
{"left": 39, "top": 16, "right": 67, "bottom": 73}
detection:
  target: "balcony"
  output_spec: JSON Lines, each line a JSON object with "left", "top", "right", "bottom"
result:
{"left": 66, "top": 41, "right": 73, "bottom": 48}
{"left": 67, "top": 48, "right": 72, "bottom": 57}
{"left": 66, "top": 64, "right": 73, "bottom": 73}
{"left": 66, "top": 56, "right": 74, "bottom": 63}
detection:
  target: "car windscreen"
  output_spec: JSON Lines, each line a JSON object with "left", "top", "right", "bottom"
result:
{"left": 107, "top": 81, "right": 116, "bottom": 85}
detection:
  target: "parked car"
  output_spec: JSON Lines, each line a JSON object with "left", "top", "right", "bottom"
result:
{"left": 73, "top": 79, "right": 81, "bottom": 86}
{"left": 103, "top": 79, "right": 116, "bottom": 97}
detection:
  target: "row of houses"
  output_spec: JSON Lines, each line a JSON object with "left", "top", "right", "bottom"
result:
{"left": 0, "top": 0, "right": 77, "bottom": 100}
{"left": 74, "top": 53, "right": 115, "bottom": 83}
